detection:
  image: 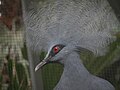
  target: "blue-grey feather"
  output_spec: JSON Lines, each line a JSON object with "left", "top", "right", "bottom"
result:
{"left": 23, "top": 0, "right": 120, "bottom": 55}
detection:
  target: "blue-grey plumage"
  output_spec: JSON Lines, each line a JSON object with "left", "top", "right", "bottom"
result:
{"left": 21, "top": 0, "right": 120, "bottom": 90}
{"left": 22, "top": 0, "right": 120, "bottom": 55}
{"left": 35, "top": 44, "right": 115, "bottom": 90}
{"left": 53, "top": 51, "right": 115, "bottom": 90}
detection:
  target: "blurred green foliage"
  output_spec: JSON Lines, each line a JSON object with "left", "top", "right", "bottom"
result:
{"left": 0, "top": 21, "right": 31, "bottom": 90}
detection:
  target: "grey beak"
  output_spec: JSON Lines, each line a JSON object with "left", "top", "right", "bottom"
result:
{"left": 35, "top": 60, "right": 47, "bottom": 72}
{"left": 35, "top": 56, "right": 51, "bottom": 72}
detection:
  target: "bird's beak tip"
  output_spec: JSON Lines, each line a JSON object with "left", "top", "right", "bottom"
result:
{"left": 35, "top": 66, "right": 39, "bottom": 72}
{"left": 34, "top": 60, "right": 47, "bottom": 72}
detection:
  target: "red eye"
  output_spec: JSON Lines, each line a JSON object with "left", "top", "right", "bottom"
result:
{"left": 53, "top": 46, "right": 60, "bottom": 53}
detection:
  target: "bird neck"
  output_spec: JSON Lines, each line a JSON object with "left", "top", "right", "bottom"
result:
{"left": 55, "top": 52, "right": 90, "bottom": 89}
{"left": 64, "top": 52, "right": 90, "bottom": 77}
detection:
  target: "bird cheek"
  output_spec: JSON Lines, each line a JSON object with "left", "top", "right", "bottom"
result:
{"left": 50, "top": 56, "right": 58, "bottom": 61}
{"left": 52, "top": 55, "right": 62, "bottom": 62}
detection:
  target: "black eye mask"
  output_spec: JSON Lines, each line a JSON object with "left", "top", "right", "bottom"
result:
{"left": 49, "top": 44, "right": 65, "bottom": 57}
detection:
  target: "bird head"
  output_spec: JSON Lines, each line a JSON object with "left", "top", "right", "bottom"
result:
{"left": 35, "top": 43, "right": 77, "bottom": 72}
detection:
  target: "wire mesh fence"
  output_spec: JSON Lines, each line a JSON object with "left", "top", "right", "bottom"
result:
{"left": 0, "top": 0, "right": 120, "bottom": 90}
